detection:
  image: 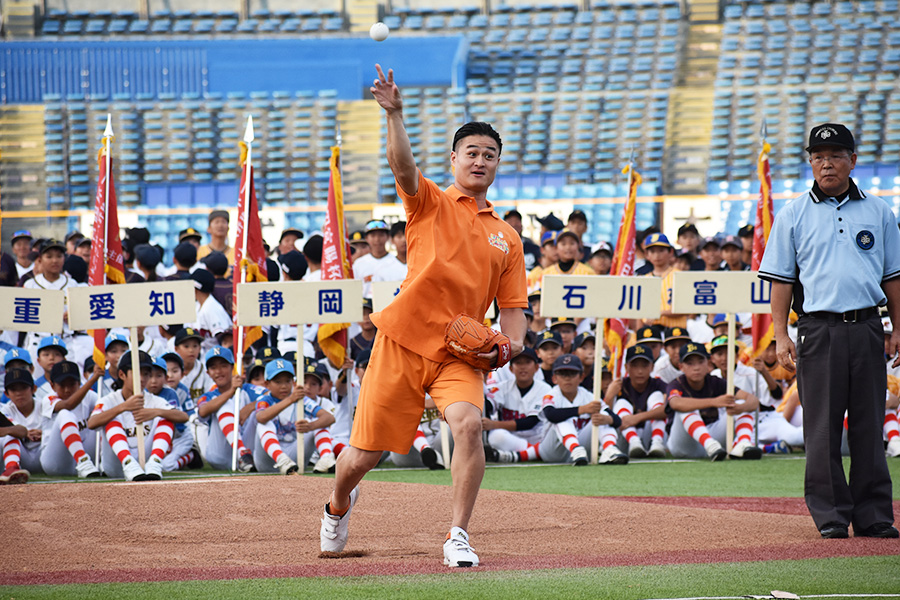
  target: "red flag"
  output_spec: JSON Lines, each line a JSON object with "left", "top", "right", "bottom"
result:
{"left": 604, "top": 165, "right": 641, "bottom": 375}
{"left": 88, "top": 134, "right": 126, "bottom": 367}
{"left": 317, "top": 146, "right": 354, "bottom": 367}
{"left": 751, "top": 141, "right": 775, "bottom": 359}
{"left": 233, "top": 142, "right": 268, "bottom": 358}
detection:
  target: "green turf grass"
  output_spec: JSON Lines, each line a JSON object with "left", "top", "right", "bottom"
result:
{"left": 3, "top": 556, "right": 898, "bottom": 600}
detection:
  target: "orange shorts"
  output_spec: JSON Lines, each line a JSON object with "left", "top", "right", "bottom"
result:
{"left": 349, "top": 333, "right": 484, "bottom": 454}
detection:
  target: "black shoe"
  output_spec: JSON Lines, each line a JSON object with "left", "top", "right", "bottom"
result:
{"left": 710, "top": 448, "right": 728, "bottom": 462}
{"left": 855, "top": 523, "right": 899, "bottom": 538}
{"left": 484, "top": 445, "right": 499, "bottom": 463}
{"left": 421, "top": 447, "right": 444, "bottom": 470}
{"left": 187, "top": 450, "right": 204, "bottom": 470}
{"left": 819, "top": 523, "right": 849, "bottom": 539}
{"left": 86, "top": 471, "right": 102, "bottom": 478}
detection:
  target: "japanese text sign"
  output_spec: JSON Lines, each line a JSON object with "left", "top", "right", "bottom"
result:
{"left": 371, "top": 280, "right": 402, "bottom": 313}
{"left": 671, "top": 271, "right": 772, "bottom": 314}
{"left": 67, "top": 281, "right": 197, "bottom": 329}
{"left": 0, "top": 288, "right": 65, "bottom": 333}
{"left": 541, "top": 275, "right": 662, "bottom": 319}
{"left": 236, "top": 280, "right": 363, "bottom": 326}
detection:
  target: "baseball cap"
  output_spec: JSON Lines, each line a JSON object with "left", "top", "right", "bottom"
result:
{"left": 355, "top": 349, "right": 372, "bottom": 367}
{"left": 174, "top": 327, "right": 203, "bottom": 346}
{"left": 635, "top": 325, "right": 663, "bottom": 344}
{"left": 535, "top": 329, "right": 564, "bottom": 349}
{"left": 349, "top": 230, "right": 367, "bottom": 245}
{"left": 643, "top": 233, "right": 672, "bottom": 249}
{"left": 40, "top": 239, "right": 66, "bottom": 255}
{"left": 540, "top": 231, "right": 559, "bottom": 246}
{"left": 549, "top": 317, "right": 576, "bottom": 329}
{"left": 590, "top": 241, "right": 612, "bottom": 256}
{"left": 5, "top": 368, "right": 34, "bottom": 388}
{"left": 11, "top": 230, "right": 33, "bottom": 243}
{"left": 281, "top": 350, "right": 298, "bottom": 366}
{"left": 257, "top": 347, "right": 281, "bottom": 362}
{"left": 512, "top": 346, "right": 539, "bottom": 363}
{"left": 134, "top": 244, "right": 161, "bottom": 270}
{"left": 209, "top": 209, "right": 230, "bottom": 223}
{"left": 738, "top": 224, "right": 754, "bottom": 238}
{"left": 552, "top": 353, "right": 584, "bottom": 373}
{"left": 536, "top": 213, "right": 564, "bottom": 231}
{"left": 599, "top": 356, "right": 612, "bottom": 374}
{"left": 711, "top": 314, "right": 742, "bottom": 328}
{"left": 567, "top": 210, "right": 588, "bottom": 224}
{"left": 179, "top": 227, "right": 203, "bottom": 243}
{"left": 556, "top": 228, "right": 580, "bottom": 245}
{"left": 204, "top": 346, "right": 235, "bottom": 366}
{"left": 247, "top": 358, "right": 266, "bottom": 378}
{"left": 625, "top": 344, "right": 654, "bottom": 365}
{"left": 190, "top": 268, "right": 216, "bottom": 294}
{"left": 679, "top": 342, "right": 709, "bottom": 362}
{"left": 663, "top": 326, "right": 691, "bottom": 344}
{"left": 709, "top": 335, "right": 739, "bottom": 352}
{"left": 161, "top": 351, "right": 184, "bottom": 370}
{"left": 174, "top": 241, "right": 198, "bottom": 266}
{"left": 38, "top": 335, "right": 68, "bottom": 355}
{"left": 720, "top": 234, "right": 742, "bottom": 249}
{"left": 572, "top": 331, "right": 595, "bottom": 351}
{"left": 806, "top": 123, "right": 855, "bottom": 153}
{"left": 677, "top": 223, "right": 699, "bottom": 237}
{"left": 76, "top": 237, "right": 92, "bottom": 248}
{"left": 64, "top": 230, "right": 85, "bottom": 243}
{"left": 126, "top": 227, "right": 151, "bottom": 246}
{"left": 117, "top": 350, "right": 154, "bottom": 373}
{"left": 105, "top": 332, "right": 129, "bottom": 349}
{"left": 523, "top": 306, "right": 535, "bottom": 319}
{"left": 279, "top": 227, "right": 304, "bottom": 242}
{"left": 362, "top": 298, "right": 374, "bottom": 312}
{"left": 365, "top": 219, "right": 389, "bottom": 234}
{"left": 265, "top": 357, "right": 295, "bottom": 380}
{"left": 700, "top": 236, "right": 721, "bottom": 249}
{"left": 3, "top": 347, "right": 32, "bottom": 366}
{"left": 314, "top": 363, "right": 331, "bottom": 382}
{"left": 278, "top": 250, "right": 308, "bottom": 281}
{"left": 201, "top": 251, "right": 229, "bottom": 277}
{"left": 150, "top": 357, "right": 168, "bottom": 372}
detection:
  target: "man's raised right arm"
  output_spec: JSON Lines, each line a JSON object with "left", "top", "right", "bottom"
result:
{"left": 371, "top": 64, "right": 418, "bottom": 196}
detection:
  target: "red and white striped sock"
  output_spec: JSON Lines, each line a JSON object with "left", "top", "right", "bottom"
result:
{"left": 150, "top": 419, "right": 174, "bottom": 460}
{"left": 518, "top": 442, "right": 540, "bottom": 462}
{"left": 734, "top": 414, "right": 754, "bottom": 445}
{"left": 314, "top": 428, "right": 334, "bottom": 457}
{"left": 601, "top": 431, "right": 618, "bottom": 450}
{"left": 562, "top": 433, "right": 579, "bottom": 453}
{"left": 884, "top": 408, "right": 899, "bottom": 441}
{"left": 648, "top": 397, "right": 666, "bottom": 443}
{"left": 333, "top": 442, "right": 346, "bottom": 457}
{"left": 412, "top": 427, "right": 429, "bottom": 453}
{"left": 176, "top": 450, "right": 196, "bottom": 469}
{"left": 218, "top": 412, "right": 248, "bottom": 455}
{"left": 59, "top": 414, "right": 87, "bottom": 463}
{"left": 681, "top": 411, "right": 712, "bottom": 447}
{"left": 105, "top": 420, "right": 133, "bottom": 463}
{"left": 260, "top": 426, "right": 285, "bottom": 463}
{"left": 3, "top": 438, "right": 22, "bottom": 469}
{"left": 614, "top": 400, "right": 638, "bottom": 443}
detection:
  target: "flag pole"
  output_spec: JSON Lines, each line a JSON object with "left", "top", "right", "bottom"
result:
{"left": 96, "top": 115, "right": 115, "bottom": 471}
{"left": 232, "top": 114, "right": 254, "bottom": 473}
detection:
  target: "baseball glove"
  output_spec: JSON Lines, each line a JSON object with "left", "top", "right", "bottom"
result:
{"left": 444, "top": 313, "right": 512, "bottom": 371}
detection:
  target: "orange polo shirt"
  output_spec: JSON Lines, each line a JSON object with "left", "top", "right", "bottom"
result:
{"left": 371, "top": 170, "right": 528, "bottom": 363}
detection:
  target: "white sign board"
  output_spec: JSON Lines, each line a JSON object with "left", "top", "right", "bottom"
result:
{"left": 671, "top": 271, "right": 771, "bottom": 314}
{"left": 371, "top": 280, "right": 402, "bottom": 313}
{"left": 541, "top": 275, "right": 662, "bottom": 319}
{"left": 0, "top": 288, "right": 65, "bottom": 333}
{"left": 68, "top": 281, "right": 197, "bottom": 330}
{"left": 236, "top": 279, "right": 363, "bottom": 326}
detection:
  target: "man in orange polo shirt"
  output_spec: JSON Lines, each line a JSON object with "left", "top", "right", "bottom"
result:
{"left": 319, "top": 65, "right": 528, "bottom": 568}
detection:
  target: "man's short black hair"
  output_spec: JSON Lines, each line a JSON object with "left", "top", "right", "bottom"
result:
{"left": 389, "top": 221, "right": 406, "bottom": 238}
{"left": 303, "top": 234, "right": 323, "bottom": 264}
{"left": 504, "top": 210, "right": 523, "bottom": 221}
{"left": 452, "top": 122, "right": 502, "bottom": 155}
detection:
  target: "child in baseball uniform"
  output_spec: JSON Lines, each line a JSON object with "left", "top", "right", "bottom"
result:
{"left": 483, "top": 347, "right": 550, "bottom": 463}
{"left": 34, "top": 336, "right": 68, "bottom": 402}
{"left": 535, "top": 330, "right": 564, "bottom": 383}
{"left": 602, "top": 344, "right": 668, "bottom": 459}
{"left": 39, "top": 360, "right": 104, "bottom": 477}
{"left": 539, "top": 354, "right": 621, "bottom": 465}
{"left": 665, "top": 342, "right": 761, "bottom": 461}
{"left": 87, "top": 351, "right": 189, "bottom": 480}
{"left": 174, "top": 328, "right": 214, "bottom": 403}
{"left": 195, "top": 346, "right": 258, "bottom": 472}
{"left": 390, "top": 396, "right": 446, "bottom": 470}
{"left": 102, "top": 332, "right": 130, "bottom": 388}
{"left": 0, "top": 408, "right": 29, "bottom": 484}
{"left": 572, "top": 332, "right": 596, "bottom": 393}
{"left": 331, "top": 350, "right": 369, "bottom": 459}
{"left": 652, "top": 327, "right": 691, "bottom": 384}
{"left": 250, "top": 359, "right": 336, "bottom": 474}
{"left": 1, "top": 348, "right": 34, "bottom": 405}
{"left": 1, "top": 369, "right": 43, "bottom": 480}
{"left": 146, "top": 357, "right": 200, "bottom": 471}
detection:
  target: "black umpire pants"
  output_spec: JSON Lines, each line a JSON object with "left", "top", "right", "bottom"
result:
{"left": 796, "top": 314, "right": 894, "bottom": 531}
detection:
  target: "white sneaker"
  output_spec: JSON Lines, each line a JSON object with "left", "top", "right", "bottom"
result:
{"left": 887, "top": 438, "right": 900, "bottom": 458}
{"left": 75, "top": 455, "right": 100, "bottom": 478}
{"left": 496, "top": 449, "right": 517, "bottom": 463}
{"left": 600, "top": 445, "right": 629, "bottom": 465}
{"left": 313, "top": 452, "right": 336, "bottom": 474}
{"left": 443, "top": 527, "right": 479, "bottom": 567}
{"left": 144, "top": 455, "right": 164, "bottom": 480}
{"left": 570, "top": 445, "right": 588, "bottom": 466}
{"left": 320, "top": 485, "right": 360, "bottom": 553}
{"left": 705, "top": 440, "right": 727, "bottom": 462}
{"left": 122, "top": 456, "right": 147, "bottom": 481}
{"left": 275, "top": 453, "right": 299, "bottom": 475}
{"left": 627, "top": 438, "right": 647, "bottom": 459}
{"left": 648, "top": 438, "right": 667, "bottom": 458}
{"left": 729, "top": 440, "right": 762, "bottom": 460}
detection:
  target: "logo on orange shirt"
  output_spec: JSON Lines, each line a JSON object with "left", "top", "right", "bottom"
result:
{"left": 488, "top": 232, "right": 509, "bottom": 254}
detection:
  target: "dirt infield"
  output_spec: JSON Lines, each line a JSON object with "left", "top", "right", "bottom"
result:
{"left": 1, "top": 476, "right": 898, "bottom": 585}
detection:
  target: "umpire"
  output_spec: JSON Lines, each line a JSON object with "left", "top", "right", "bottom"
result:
{"left": 759, "top": 123, "right": 900, "bottom": 539}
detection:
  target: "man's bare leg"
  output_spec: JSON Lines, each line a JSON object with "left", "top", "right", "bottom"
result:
{"left": 329, "top": 446, "right": 382, "bottom": 510}
{"left": 443, "top": 401, "right": 486, "bottom": 531}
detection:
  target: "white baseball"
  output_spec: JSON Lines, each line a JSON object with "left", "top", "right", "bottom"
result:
{"left": 369, "top": 22, "right": 389, "bottom": 42}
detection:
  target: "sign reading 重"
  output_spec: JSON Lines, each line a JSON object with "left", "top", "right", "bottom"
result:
{"left": 0, "top": 288, "right": 65, "bottom": 333}
{"left": 236, "top": 280, "right": 363, "bottom": 326}
{"left": 671, "top": 271, "right": 772, "bottom": 314}
{"left": 541, "top": 275, "right": 662, "bottom": 319}
{"left": 67, "top": 281, "right": 197, "bottom": 329}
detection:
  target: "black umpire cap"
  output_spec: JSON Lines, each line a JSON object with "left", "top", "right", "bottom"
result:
{"left": 806, "top": 123, "right": 855, "bottom": 153}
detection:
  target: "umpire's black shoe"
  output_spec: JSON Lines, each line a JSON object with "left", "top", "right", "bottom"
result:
{"left": 855, "top": 523, "right": 899, "bottom": 538}
{"left": 819, "top": 523, "right": 849, "bottom": 539}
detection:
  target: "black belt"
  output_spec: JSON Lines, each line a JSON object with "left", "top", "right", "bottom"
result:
{"left": 803, "top": 307, "right": 879, "bottom": 323}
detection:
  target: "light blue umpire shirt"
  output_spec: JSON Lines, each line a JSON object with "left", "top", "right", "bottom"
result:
{"left": 758, "top": 179, "right": 900, "bottom": 313}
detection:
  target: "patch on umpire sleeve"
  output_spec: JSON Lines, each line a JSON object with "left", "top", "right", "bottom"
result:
{"left": 856, "top": 230, "right": 875, "bottom": 250}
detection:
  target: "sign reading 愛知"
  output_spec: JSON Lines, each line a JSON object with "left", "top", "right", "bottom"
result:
{"left": 671, "top": 271, "right": 771, "bottom": 314}
{"left": 67, "top": 280, "right": 197, "bottom": 330}
{"left": 541, "top": 275, "right": 662, "bottom": 319}
{"left": 0, "top": 288, "right": 65, "bottom": 333}
{"left": 236, "top": 279, "right": 363, "bottom": 326}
